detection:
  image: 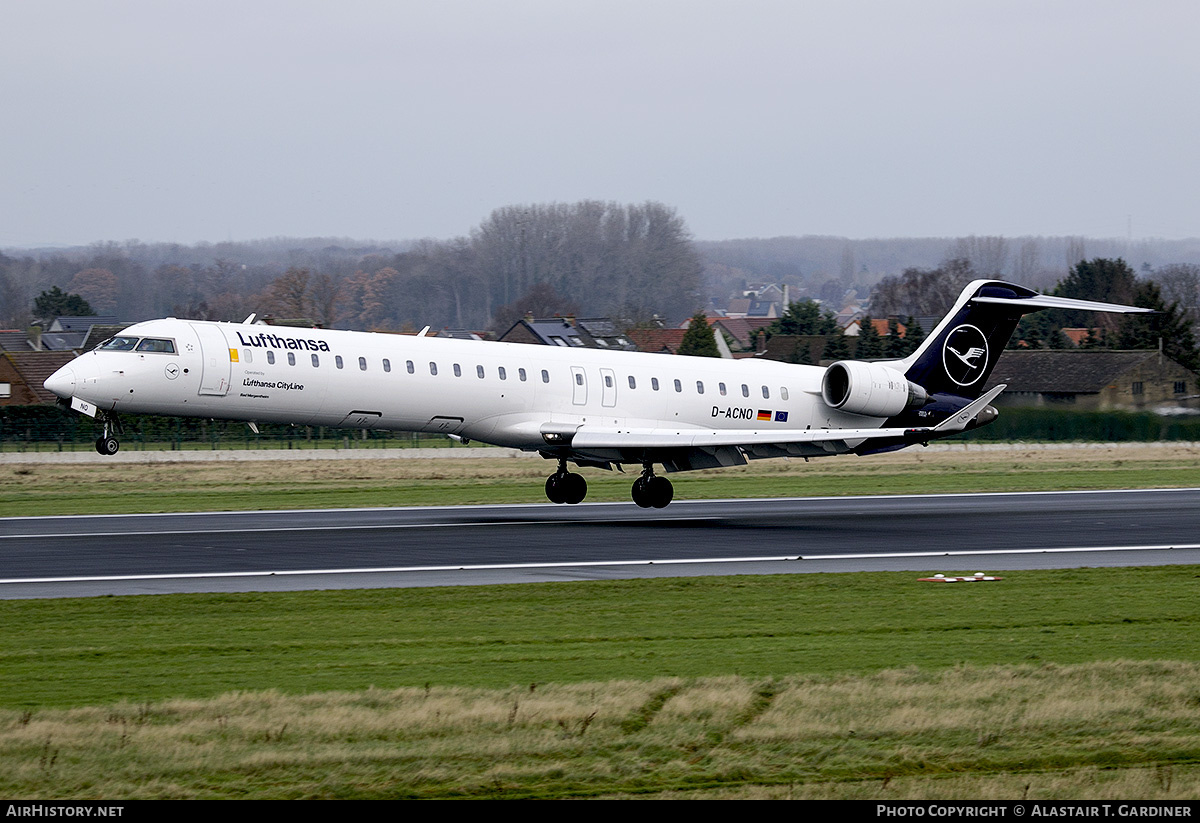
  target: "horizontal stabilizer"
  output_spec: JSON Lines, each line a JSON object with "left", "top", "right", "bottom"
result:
{"left": 933, "top": 384, "right": 1006, "bottom": 433}
{"left": 970, "top": 294, "right": 1153, "bottom": 314}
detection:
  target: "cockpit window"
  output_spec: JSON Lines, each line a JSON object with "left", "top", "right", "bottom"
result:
{"left": 136, "top": 338, "right": 176, "bottom": 354}
{"left": 98, "top": 336, "right": 139, "bottom": 351}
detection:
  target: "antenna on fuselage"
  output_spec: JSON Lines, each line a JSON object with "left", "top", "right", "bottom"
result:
{"left": 417, "top": 326, "right": 430, "bottom": 337}
{"left": 243, "top": 313, "right": 257, "bottom": 324}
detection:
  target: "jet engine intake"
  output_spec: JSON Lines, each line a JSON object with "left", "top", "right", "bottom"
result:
{"left": 821, "top": 360, "right": 929, "bottom": 417}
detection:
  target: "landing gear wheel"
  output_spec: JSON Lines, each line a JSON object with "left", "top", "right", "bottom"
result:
{"left": 546, "top": 471, "right": 588, "bottom": 504}
{"left": 95, "top": 436, "right": 120, "bottom": 455}
{"left": 631, "top": 471, "right": 673, "bottom": 508}
{"left": 561, "top": 472, "right": 587, "bottom": 505}
{"left": 647, "top": 476, "right": 673, "bottom": 508}
{"left": 545, "top": 473, "right": 566, "bottom": 504}
{"left": 631, "top": 476, "right": 652, "bottom": 508}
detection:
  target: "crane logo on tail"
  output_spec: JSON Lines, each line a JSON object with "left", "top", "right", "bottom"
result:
{"left": 942, "top": 324, "right": 990, "bottom": 387}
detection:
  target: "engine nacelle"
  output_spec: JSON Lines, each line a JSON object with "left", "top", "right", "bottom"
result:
{"left": 821, "top": 360, "right": 929, "bottom": 418}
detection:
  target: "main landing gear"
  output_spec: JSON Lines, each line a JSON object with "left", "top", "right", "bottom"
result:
{"left": 94, "top": 414, "right": 122, "bottom": 455}
{"left": 543, "top": 460, "right": 674, "bottom": 508}
{"left": 631, "top": 465, "right": 673, "bottom": 509}
{"left": 545, "top": 459, "right": 588, "bottom": 504}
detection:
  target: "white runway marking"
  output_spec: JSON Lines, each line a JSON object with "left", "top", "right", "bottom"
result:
{"left": 3, "top": 543, "right": 1198, "bottom": 586}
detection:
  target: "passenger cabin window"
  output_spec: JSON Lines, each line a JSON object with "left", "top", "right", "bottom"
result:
{"left": 311, "top": 354, "right": 319, "bottom": 367}
{"left": 430, "top": 362, "right": 438, "bottom": 376}
{"left": 335, "top": 355, "right": 343, "bottom": 369}
{"left": 696, "top": 380, "right": 704, "bottom": 394}
{"left": 673, "top": 379, "right": 682, "bottom": 392}
{"left": 628, "top": 375, "right": 636, "bottom": 389}
{"left": 358, "top": 357, "right": 367, "bottom": 371}
{"left": 498, "top": 366, "right": 507, "bottom": 380}
{"left": 780, "top": 387, "right": 789, "bottom": 400}
{"left": 762, "top": 386, "right": 770, "bottom": 399}
{"left": 453, "top": 364, "right": 462, "bottom": 377}
{"left": 477, "top": 365, "right": 485, "bottom": 379}
{"left": 719, "top": 382, "right": 727, "bottom": 396}
{"left": 605, "top": 375, "right": 613, "bottom": 388}
{"left": 541, "top": 369, "right": 550, "bottom": 383}
{"left": 575, "top": 372, "right": 584, "bottom": 386}
{"left": 99, "top": 336, "right": 138, "bottom": 351}
{"left": 741, "top": 384, "right": 749, "bottom": 398}
{"left": 407, "top": 360, "right": 415, "bottom": 374}
{"left": 243, "top": 350, "right": 252, "bottom": 363}
{"left": 383, "top": 359, "right": 391, "bottom": 373}
{"left": 136, "top": 338, "right": 175, "bottom": 354}
{"left": 267, "top": 352, "right": 275, "bottom": 365}
{"left": 287, "top": 352, "right": 296, "bottom": 366}
{"left": 518, "top": 368, "right": 527, "bottom": 382}
{"left": 652, "top": 377, "right": 660, "bottom": 391}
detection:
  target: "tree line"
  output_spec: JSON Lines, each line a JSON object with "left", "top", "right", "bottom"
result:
{"left": 4, "top": 202, "right": 703, "bottom": 334}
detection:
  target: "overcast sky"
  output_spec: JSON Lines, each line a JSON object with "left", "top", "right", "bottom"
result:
{"left": 2, "top": 0, "right": 1197, "bottom": 247}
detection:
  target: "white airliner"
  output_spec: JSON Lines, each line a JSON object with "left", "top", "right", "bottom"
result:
{"left": 44, "top": 280, "right": 1148, "bottom": 508}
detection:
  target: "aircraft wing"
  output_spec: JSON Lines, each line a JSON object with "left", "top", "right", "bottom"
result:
{"left": 568, "top": 425, "right": 928, "bottom": 450}
{"left": 562, "top": 385, "right": 1006, "bottom": 451}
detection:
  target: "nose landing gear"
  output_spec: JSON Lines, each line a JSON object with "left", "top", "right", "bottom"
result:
{"left": 631, "top": 465, "right": 673, "bottom": 509}
{"left": 545, "top": 459, "right": 588, "bottom": 504}
{"left": 94, "top": 414, "right": 124, "bottom": 455}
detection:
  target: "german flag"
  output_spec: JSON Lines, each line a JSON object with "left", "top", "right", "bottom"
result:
{"left": 756, "top": 409, "right": 771, "bottom": 421}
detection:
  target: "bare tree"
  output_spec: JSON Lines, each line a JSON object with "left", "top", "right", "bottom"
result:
{"left": 1155, "top": 263, "right": 1200, "bottom": 324}
{"left": 947, "top": 236, "right": 1009, "bottom": 277}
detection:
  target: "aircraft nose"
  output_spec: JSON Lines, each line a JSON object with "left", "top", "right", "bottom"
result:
{"left": 44, "top": 365, "right": 76, "bottom": 399}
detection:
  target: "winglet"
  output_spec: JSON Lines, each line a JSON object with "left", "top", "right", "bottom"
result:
{"left": 933, "top": 384, "right": 1006, "bottom": 433}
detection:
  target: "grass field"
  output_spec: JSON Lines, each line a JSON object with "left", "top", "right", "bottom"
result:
{"left": 1, "top": 568, "right": 1199, "bottom": 799}
{"left": 3, "top": 442, "right": 1200, "bottom": 516}
{"left": 2, "top": 445, "right": 1199, "bottom": 798}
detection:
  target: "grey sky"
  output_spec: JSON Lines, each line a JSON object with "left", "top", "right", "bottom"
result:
{"left": 2, "top": 0, "right": 1198, "bottom": 247}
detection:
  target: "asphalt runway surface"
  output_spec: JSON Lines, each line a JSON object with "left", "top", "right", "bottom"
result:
{"left": 3, "top": 488, "right": 1200, "bottom": 598}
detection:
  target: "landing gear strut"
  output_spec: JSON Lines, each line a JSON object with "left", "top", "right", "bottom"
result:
{"left": 545, "top": 459, "right": 587, "bottom": 504}
{"left": 94, "top": 414, "right": 122, "bottom": 455}
{"left": 631, "top": 464, "right": 673, "bottom": 509}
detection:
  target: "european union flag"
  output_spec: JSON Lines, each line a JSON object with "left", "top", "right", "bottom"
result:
{"left": 775, "top": 411, "right": 788, "bottom": 422}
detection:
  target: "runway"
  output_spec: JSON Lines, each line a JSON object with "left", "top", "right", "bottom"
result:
{"left": 3, "top": 488, "right": 1200, "bottom": 598}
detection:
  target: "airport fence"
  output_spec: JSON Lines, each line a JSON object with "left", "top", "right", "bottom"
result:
{"left": 0, "top": 406, "right": 467, "bottom": 452}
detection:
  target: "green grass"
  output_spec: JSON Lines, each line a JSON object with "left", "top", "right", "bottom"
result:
{"left": 2, "top": 569, "right": 1200, "bottom": 798}
{"left": 2, "top": 568, "right": 1198, "bottom": 710}
{"left": 4, "top": 445, "right": 1200, "bottom": 516}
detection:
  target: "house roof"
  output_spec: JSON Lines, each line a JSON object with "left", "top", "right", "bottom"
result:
{"left": 1060, "top": 328, "right": 1092, "bottom": 347}
{"left": 47, "top": 315, "right": 118, "bottom": 333}
{"left": 983, "top": 350, "right": 1193, "bottom": 394}
{"left": 724, "top": 298, "right": 752, "bottom": 316}
{"left": 745, "top": 299, "right": 779, "bottom": 318}
{"left": 39, "top": 332, "right": 88, "bottom": 351}
{"left": 674, "top": 316, "right": 759, "bottom": 349}
{"left": 0, "top": 331, "right": 34, "bottom": 352}
{"left": 2, "top": 351, "right": 77, "bottom": 403}
{"left": 625, "top": 328, "right": 688, "bottom": 354}
{"left": 437, "top": 329, "right": 488, "bottom": 341}
{"left": 499, "top": 316, "right": 636, "bottom": 350}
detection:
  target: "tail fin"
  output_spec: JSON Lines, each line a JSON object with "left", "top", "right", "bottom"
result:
{"left": 893, "top": 280, "right": 1152, "bottom": 399}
